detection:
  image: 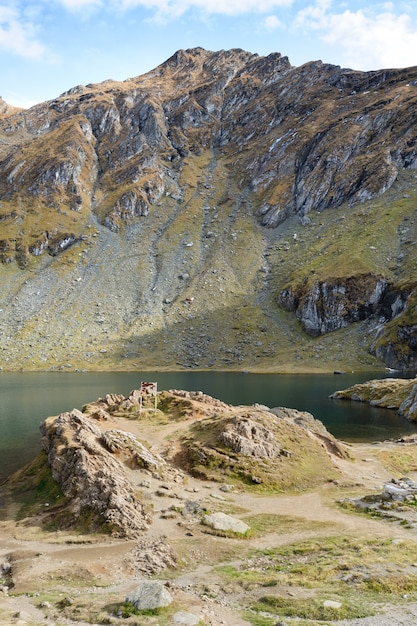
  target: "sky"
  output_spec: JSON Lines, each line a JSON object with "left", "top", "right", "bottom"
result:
{"left": 1, "top": 0, "right": 417, "bottom": 108}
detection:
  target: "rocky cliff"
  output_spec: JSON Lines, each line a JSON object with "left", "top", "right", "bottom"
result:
{"left": 1, "top": 47, "right": 417, "bottom": 371}
{"left": 30, "top": 388, "right": 347, "bottom": 535}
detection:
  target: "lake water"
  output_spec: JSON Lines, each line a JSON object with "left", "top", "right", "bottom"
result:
{"left": 1, "top": 370, "right": 416, "bottom": 482}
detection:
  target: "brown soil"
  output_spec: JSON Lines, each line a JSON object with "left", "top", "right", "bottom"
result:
{"left": 2, "top": 412, "right": 417, "bottom": 626}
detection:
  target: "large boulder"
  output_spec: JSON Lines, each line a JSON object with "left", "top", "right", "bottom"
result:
{"left": 203, "top": 512, "right": 250, "bottom": 535}
{"left": 125, "top": 580, "right": 173, "bottom": 610}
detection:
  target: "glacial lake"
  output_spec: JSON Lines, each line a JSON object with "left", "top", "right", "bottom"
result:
{"left": 1, "top": 370, "right": 417, "bottom": 482}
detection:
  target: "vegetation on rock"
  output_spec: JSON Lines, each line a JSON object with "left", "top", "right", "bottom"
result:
{"left": 330, "top": 376, "right": 417, "bottom": 421}
{"left": 1, "top": 48, "right": 417, "bottom": 371}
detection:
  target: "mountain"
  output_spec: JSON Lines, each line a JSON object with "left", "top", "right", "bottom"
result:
{"left": 1, "top": 47, "right": 417, "bottom": 372}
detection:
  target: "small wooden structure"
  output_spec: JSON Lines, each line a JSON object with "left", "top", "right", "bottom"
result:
{"left": 139, "top": 381, "right": 158, "bottom": 413}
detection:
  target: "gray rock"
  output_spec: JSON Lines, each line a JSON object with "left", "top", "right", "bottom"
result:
{"left": 126, "top": 580, "right": 173, "bottom": 610}
{"left": 323, "top": 599, "right": 342, "bottom": 609}
{"left": 173, "top": 610, "right": 200, "bottom": 625}
{"left": 203, "top": 511, "right": 250, "bottom": 535}
{"left": 220, "top": 416, "right": 281, "bottom": 458}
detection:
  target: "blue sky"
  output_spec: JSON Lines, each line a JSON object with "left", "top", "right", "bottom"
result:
{"left": 1, "top": 0, "right": 417, "bottom": 108}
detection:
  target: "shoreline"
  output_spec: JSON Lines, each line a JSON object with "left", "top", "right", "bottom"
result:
{"left": 0, "top": 363, "right": 390, "bottom": 375}
{"left": 2, "top": 391, "right": 417, "bottom": 626}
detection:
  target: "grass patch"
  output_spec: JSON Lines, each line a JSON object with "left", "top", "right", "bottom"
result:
{"left": 376, "top": 448, "right": 417, "bottom": 476}
{"left": 241, "top": 612, "right": 278, "bottom": 626}
{"left": 217, "top": 534, "right": 417, "bottom": 621}
{"left": 241, "top": 513, "right": 336, "bottom": 536}
{"left": 252, "top": 595, "right": 370, "bottom": 621}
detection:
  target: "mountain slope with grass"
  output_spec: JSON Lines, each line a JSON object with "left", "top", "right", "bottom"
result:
{"left": 1, "top": 47, "right": 417, "bottom": 371}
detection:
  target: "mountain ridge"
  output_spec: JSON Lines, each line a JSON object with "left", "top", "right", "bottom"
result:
{"left": 1, "top": 47, "right": 417, "bottom": 371}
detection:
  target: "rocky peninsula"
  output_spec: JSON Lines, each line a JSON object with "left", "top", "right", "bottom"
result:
{"left": 2, "top": 387, "right": 417, "bottom": 625}
{"left": 330, "top": 376, "right": 417, "bottom": 422}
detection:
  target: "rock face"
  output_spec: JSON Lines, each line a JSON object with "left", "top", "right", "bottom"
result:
{"left": 1, "top": 47, "right": 417, "bottom": 370}
{"left": 40, "top": 408, "right": 152, "bottom": 537}
{"left": 330, "top": 376, "right": 417, "bottom": 421}
{"left": 279, "top": 273, "right": 390, "bottom": 336}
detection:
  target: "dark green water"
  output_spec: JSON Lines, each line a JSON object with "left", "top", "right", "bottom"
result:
{"left": 1, "top": 371, "right": 416, "bottom": 481}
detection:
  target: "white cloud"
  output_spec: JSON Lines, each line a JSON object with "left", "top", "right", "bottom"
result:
{"left": 324, "top": 10, "right": 417, "bottom": 69}
{"left": 116, "top": 0, "right": 294, "bottom": 17}
{"left": 295, "top": 2, "right": 417, "bottom": 70}
{"left": 56, "top": 0, "right": 102, "bottom": 8}
{"left": 294, "top": 0, "right": 330, "bottom": 29}
{"left": 264, "top": 14, "right": 284, "bottom": 30}
{"left": 0, "top": 4, "right": 46, "bottom": 59}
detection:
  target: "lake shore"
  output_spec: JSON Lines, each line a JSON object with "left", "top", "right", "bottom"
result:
{"left": 3, "top": 390, "right": 417, "bottom": 625}
{"left": 1, "top": 361, "right": 388, "bottom": 374}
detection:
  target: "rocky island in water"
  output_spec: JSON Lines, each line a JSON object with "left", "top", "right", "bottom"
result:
{"left": 2, "top": 382, "right": 417, "bottom": 625}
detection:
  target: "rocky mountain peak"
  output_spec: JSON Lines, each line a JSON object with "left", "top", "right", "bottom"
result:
{"left": 1, "top": 48, "right": 417, "bottom": 371}
{"left": 0, "top": 96, "right": 22, "bottom": 117}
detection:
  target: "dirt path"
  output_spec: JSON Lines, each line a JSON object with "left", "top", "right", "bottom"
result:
{"left": 2, "top": 413, "right": 417, "bottom": 625}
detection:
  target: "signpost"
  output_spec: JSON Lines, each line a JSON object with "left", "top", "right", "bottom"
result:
{"left": 140, "top": 381, "right": 157, "bottom": 413}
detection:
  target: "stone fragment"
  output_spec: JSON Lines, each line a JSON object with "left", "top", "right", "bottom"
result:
{"left": 323, "top": 600, "right": 342, "bottom": 609}
{"left": 173, "top": 611, "right": 200, "bottom": 625}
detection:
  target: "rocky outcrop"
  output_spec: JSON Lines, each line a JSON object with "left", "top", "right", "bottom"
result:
{"left": 279, "top": 273, "right": 399, "bottom": 336}
{"left": 373, "top": 294, "right": 417, "bottom": 370}
{"left": 40, "top": 409, "right": 152, "bottom": 537}
{"left": 330, "top": 376, "right": 417, "bottom": 421}
{"left": 345, "top": 477, "right": 417, "bottom": 528}
{"left": 35, "top": 389, "right": 350, "bottom": 536}
{"left": 182, "top": 402, "right": 348, "bottom": 489}
{"left": 220, "top": 416, "right": 282, "bottom": 458}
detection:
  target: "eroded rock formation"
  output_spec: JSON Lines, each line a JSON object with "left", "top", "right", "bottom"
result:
{"left": 36, "top": 388, "right": 349, "bottom": 534}
{"left": 40, "top": 409, "right": 152, "bottom": 537}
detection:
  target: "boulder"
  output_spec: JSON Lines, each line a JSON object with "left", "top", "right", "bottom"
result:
{"left": 125, "top": 580, "right": 173, "bottom": 610}
{"left": 203, "top": 512, "right": 250, "bottom": 535}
